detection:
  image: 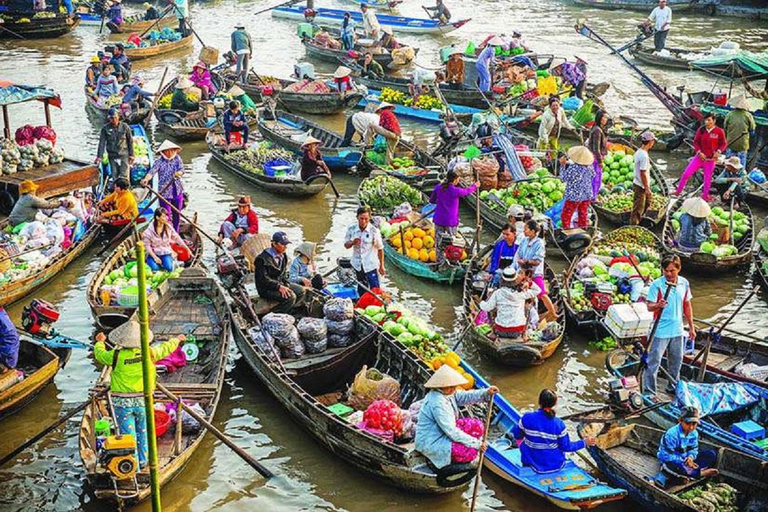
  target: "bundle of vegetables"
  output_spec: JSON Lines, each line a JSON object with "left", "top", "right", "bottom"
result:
{"left": 570, "top": 99, "right": 595, "bottom": 128}
{"left": 478, "top": 168, "right": 564, "bottom": 214}
{"left": 358, "top": 174, "right": 423, "bottom": 211}
{"left": 223, "top": 143, "right": 293, "bottom": 174}
{"left": 100, "top": 94, "right": 123, "bottom": 108}
{"left": 385, "top": 223, "right": 448, "bottom": 263}
{"left": 365, "top": 150, "right": 386, "bottom": 166}
{"left": 146, "top": 28, "right": 182, "bottom": 45}
{"left": 100, "top": 259, "right": 183, "bottom": 305}
{"left": 588, "top": 336, "right": 618, "bottom": 352}
{"left": 451, "top": 417, "right": 484, "bottom": 463}
{"left": 378, "top": 87, "right": 444, "bottom": 111}
{"left": 132, "top": 135, "right": 150, "bottom": 168}
{"left": 678, "top": 482, "right": 739, "bottom": 512}
{"left": 1, "top": 138, "right": 22, "bottom": 175}
{"left": 507, "top": 79, "right": 538, "bottom": 98}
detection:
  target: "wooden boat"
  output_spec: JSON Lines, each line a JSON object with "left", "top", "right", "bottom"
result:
{"left": 0, "top": 12, "right": 80, "bottom": 38}
{"left": 682, "top": 327, "right": 768, "bottom": 388}
{"left": 359, "top": 138, "right": 444, "bottom": 192}
{"left": 354, "top": 74, "right": 488, "bottom": 109}
{"left": 0, "top": 339, "right": 69, "bottom": 419}
{"left": 221, "top": 70, "right": 363, "bottom": 115}
{"left": 79, "top": 272, "right": 232, "bottom": 505}
{"left": 562, "top": 226, "right": 662, "bottom": 335}
{"left": 86, "top": 220, "right": 204, "bottom": 331}
{"left": 257, "top": 109, "right": 363, "bottom": 171}
{"left": 206, "top": 132, "right": 330, "bottom": 197}
{"left": 572, "top": 0, "right": 697, "bottom": 12}
{"left": 662, "top": 196, "right": 754, "bottom": 273}
{"left": 302, "top": 38, "right": 417, "bottom": 71}
{"left": 272, "top": 5, "right": 471, "bottom": 35}
{"left": 606, "top": 349, "right": 768, "bottom": 462}
{"left": 382, "top": 225, "right": 469, "bottom": 284}
{"left": 462, "top": 246, "right": 565, "bottom": 366}
{"left": 109, "top": 13, "right": 176, "bottom": 33}
{"left": 578, "top": 422, "right": 768, "bottom": 512}
{"left": 124, "top": 32, "right": 194, "bottom": 62}
{"left": 629, "top": 45, "right": 697, "bottom": 71}
{"left": 83, "top": 85, "right": 151, "bottom": 125}
{"left": 357, "top": 89, "right": 479, "bottom": 125}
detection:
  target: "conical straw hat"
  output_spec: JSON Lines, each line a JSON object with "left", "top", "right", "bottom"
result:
{"left": 108, "top": 320, "right": 153, "bottom": 349}
{"left": 682, "top": 197, "right": 711, "bottom": 218}
{"left": 567, "top": 145, "right": 594, "bottom": 166}
{"left": 425, "top": 365, "right": 469, "bottom": 389}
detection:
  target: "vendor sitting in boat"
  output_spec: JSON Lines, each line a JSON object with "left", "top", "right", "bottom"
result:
{"left": 143, "top": 208, "right": 191, "bottom": 272}
{"left": 97, "top": 178, "right": 139, "bottom": 224}
{"left": 331, "top": 66, "right": 355, "bottom": 95}
{"left": 218, "top": 195, "right": 259, "bottom": 249}
{"left": 300, "top": 136, "right": 331, "bottom": 183}
{"left": 171, "top": 77, "right": 200, "bottom": 113}
{"left": 0, "top": 306, "right": 20, "bottom": 373}
{"left": 360, "top": 52, "right": 384, "bottom": 78}
{"left": 514, "top": 389, "right": 596, "bottom": 473}
{"left": 377, "top": 26, "right": 400, "bottom": 50}
{"left": 254, "top": 231, "right": 306, "bottom": 314}
{"left": 110, "top": 42, "right": 130, "bottom": 82}
{"left": 222, "top": 100, "right": 249, "bottom": 151}
{"left": 121, "top": 75, "right": 153, "bottom": 113}
{"left": 95, "top": 65, "right": 120, "bottom": 100}
{"left": 445, "top": 48, "right": 465, "bottom": 85}
{"left": 85, "top": 56, "right": 102, "bottom": 89}
{"left": 415, "top": 365, "right": 497, "bottom": 469}
{"left": 142, "top": 2, "right": 159, "bottom": 20}
{"left": 656, "top": 406, "right": 719, "bottom": 486}
{"left": 677, "top": 197, "right": 715, "bottom": 252}
{"left": 8, "top": 180, "right": 73, "bottom": 228}
{"left": 487, "top": 223, "right": 517, "bottom": 285}
{"left": 289, "top": 242, "right": 325, "bottom": 290}
{"left": 189, "top": 61, "right": 216, "bottom": 101}
{"left": 106, "top": 0, "right": 124, "bottom": 34}
{"left": 479, "top": 266, "right": 541, "bottom": 341}
{"left": 714, "top": 156, "right": 748, "bottom": 208}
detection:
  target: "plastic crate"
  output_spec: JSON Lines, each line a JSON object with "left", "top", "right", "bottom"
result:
{"left": 324, "top": 283, "right": 359, "bottom": 300}
{"left": 731, "top": 420, "right": 765, "bottom": 441}
{"left": 263, "top": 159, "right": 293, "bottom": 177}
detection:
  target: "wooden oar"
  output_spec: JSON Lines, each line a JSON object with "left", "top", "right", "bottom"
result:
{"left": 469, "top": 391, "right": 496, "bottom": 512}
{"left": 156, "top": 382, "right": 273, "bottom": 479}
{"left": 143, "top": 185, "right": 222, "bottom": 250}
{"left": 253, "top": 0, "right": 302, "bottom": 17}
{"left": 0, "top": 23, "right": 24, "bottom": 39}
{"left": 693, "top": 285, "right": 759, "bottom": 382}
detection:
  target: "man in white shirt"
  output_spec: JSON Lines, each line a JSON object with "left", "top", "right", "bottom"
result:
{"left": 648, "top": 0, "right": 672, "bottom": 52}
{"left": 631, "top": 131, "right": 657, "bottom": 225}
{"left": 344, "top": 206, "right": 385, "bottom": 294}
{"left": 360, "top": 3, "right": 380, "bottom": 39}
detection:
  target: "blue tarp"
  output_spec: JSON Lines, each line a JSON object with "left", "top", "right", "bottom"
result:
{"left": 0, "top": 83, "right": 61, "bottom": 107}
{"left": 675, "top": 380, "right": 761, "bottom": 417}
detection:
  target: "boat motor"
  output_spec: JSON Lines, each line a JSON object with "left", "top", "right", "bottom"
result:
{"left": 21, "top": 299, "right": 61, "bottom": 338}
{"left": 440, "top": 236, "right": 465, "bottom": 264}
{"left": 607, "top": 377, "right": 644, "bottom": 412}
{"left": 99, "top": 434, "right": 138, "bottom": 480}
{"left": 216, "top": 253, "right": 246, "bottom": 289}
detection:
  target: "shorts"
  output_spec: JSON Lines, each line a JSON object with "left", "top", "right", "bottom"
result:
{"left": 532, "top": 275, "right": 546, "bottom": 297}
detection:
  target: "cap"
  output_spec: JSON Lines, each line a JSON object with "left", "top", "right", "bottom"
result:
{"left": 640, "top": 131, "right": 657, "bottom": 142}
{"left": 272, "top": 231, "right": 291, "bottom": 245}
{"left": 680, "top": 406, "right": 700, "bottom": 424}
{"left": 507, "top": 204, "right": 525, "bottom": 219}
{"left": 107, "top": 107, "right": 120, "bottom": 119}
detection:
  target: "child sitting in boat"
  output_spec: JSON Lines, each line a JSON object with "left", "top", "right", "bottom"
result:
{"left": 656, "top": 406, "right": 719, "bottom": 487}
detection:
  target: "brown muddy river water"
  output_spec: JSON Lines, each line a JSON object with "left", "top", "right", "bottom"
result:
{"left": 1, "top": 0, "right": 767, "bottom": 510}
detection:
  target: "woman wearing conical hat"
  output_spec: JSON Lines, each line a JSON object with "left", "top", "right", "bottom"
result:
{"left": 141, "top": 139, "right": 186, "bottom": 231}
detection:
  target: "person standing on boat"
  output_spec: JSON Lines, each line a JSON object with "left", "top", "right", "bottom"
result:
{"left": 344, "top": 206, "right": 385, "bottom": 296}
{"left": 514, "top": 389, "right": 596, "bottom": 473}
{"left": 140, "top": 140, "right": 186, "bottom": 231}
{"left": 0, "top": 307, "right": 20, "bottom": 373}
{"left": 222, "top": 100, "right": 249, "bottom": 151}
{"left": 218, "top": 196, "right": 258, "bottom": 249}
{"left": 644, "top": 254, "right": 695, "bottom": 396}
{"left": 424, "top": 0, "right": 451, "bottom": 24}
{"left": 674, "top": 113, "right": 727, "bottom": 201}
{"left": 231, "top": 24, "right": 253, "bottom": 84}
{"left": 360, "top": 3, "right": 380, "bottom": 40}
{"left": 340, "top": 12, "right": 356, "bottom": 51}
{"left": 714, "top": 156, "right": 748, "bottom": 208}
{"left": 656, "top": 407, "right": 719, "bottom": 486}
{"left": 8, "top": 181, "right": 72, "bottom": 228}
{"left": 476, "top": 36, "right": 503, "bottom": 93}
{"left": 171, "top": 0, "right": 188, "bottom": 36}
{"left": 631, "top": 131, "right": 657, "bottom": 226}
{"left": 445, "top": 48, "right": 465, "bottom": 85}
{"left": 94, "top": 322, "right": 184, "bottom": 470}
{"left": 142, "top": 208, "right": 190, "bottom": 272}
{"left": 254, "top": 232, "right": 306, "bottom": 314}
{"left": 300, "top": 137, "right": 331, "bottom": 182}
{"left": 514, "top": 219, "right": 557, "bottom": 321}
{"left": 429, "top": 170, "right": 478, "bottom": 266}
{"left": 648, "top": 0, "right": 672, "bottom": 53}
{"left": 537, "top": 97, "right": 575, "bottom": 155}
{"left": 559, "top": 146, "right": 595, "bottom": 230}
{"left": 587, "top": 110, "right": 609, "bottom": 200}
{"left": 96, "top": 108, "right": 134, "bottom": 183}
{"left": 341, "top": 110, "right": 380, "bottom": 146}
{"left": 142, "top": 2, "right": 159, "bottom": 20}
{"left": 376, "top": 102, "right": 401, "bottom": 164}
{"left": 415, "top": 365, "right": 497, "bottom": 469}
{"left": 723, "top": 95, "right": 756, "bottom": 168}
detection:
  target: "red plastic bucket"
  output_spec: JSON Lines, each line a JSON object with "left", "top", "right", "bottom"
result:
{"left": 154, "top": 409, "right": 171, "bottom": 437}
{"left": 713, "top": 92, "right": 728, "bottom": 106}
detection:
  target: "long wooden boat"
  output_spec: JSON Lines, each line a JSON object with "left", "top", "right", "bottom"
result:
{"left": 354, "top": 74, "right": 488, "bottom": 109}
{"left": 572, "top": 0, "right": 697, "bottom": 11}
{"left": 0, "top": 12, "right": 80, "bottom": 38}
{"left": 683, "top": 326, "right": 768, "bottom": 388}
{"left": 462, "top": 246, "right": 565, "bottom": 366}
{"left": 86, "top": 219, "right": 204, "bottom": 331}
{"left": 629, "top": 45, "right": 697, "bottom": 71}
{"left": 110, "top": 13, "right": 176, "bottom": 33}
{"left": 579, "top": 422, "right": 768, "bottom": 512}
{"left": 83, "top": 85, "right": 151, "bottom": 125}
{"left": 357, "top": 89, "right": 479, "bottom": 125}
{"left": 382, "top": 231, "right": 468, "bottom": 284}
{"left": 359, "top": 138, "right": 444, "bottom": 192}
{"left": 124, "top": 32, "right": 194, "bottom": 62}
{"left": 662, "top": 196, "right": 754, "bottom": 273}
{"left": 606, "top": 349, "right": 768, "bottom": 462}
{"left": 79, "top": 272, "right": 232, "bottom": 505}
{"left": 302, "top": 38, "right": 417, "bottom": 71}
{"left": 562, "top": 226, "right": 662, "bottom": 335}
{"left": 272, "top": 5, "right": 471, "bottom": 35}
{"left": 0, "top": 339, "right": 68, "bottom": 419}
{"left": 257, "top": 109, "right": 362, "bottom": 171}
{"left": 206, "top": 132, "right": 330, "bottom": 197}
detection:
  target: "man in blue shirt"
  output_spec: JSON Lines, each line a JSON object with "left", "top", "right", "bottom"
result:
{"left": 222, "top": 101, "right": 249, "bottom": 151}
{"left": 644, "top": 254, "right": 695, "bottom": 396}
{"left": 488, "top": 223, "right": 517, "bottom": 286}
{"left": 121, "top": 76, "right": 153, "bottom": 112}
{"left": 657, "top": 407, "right": 718, "bottom": 486}
{"left": 514, "top": 389, "right": 596, "bottom": 473}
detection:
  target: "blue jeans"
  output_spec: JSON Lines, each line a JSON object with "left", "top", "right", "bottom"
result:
{"left": 235, "top": 53, "right": 250, "bottom": 83}
{"left": 114, "top": 404, "right": 149, "bottom": 467}
{"left": 355, "top": 268, "right": 380, "bottom": 296}
{"left": 341, "top": 33, "right": 354, "bottom": 51}
{"left": 0, "top": 308, "right": 20, "bottom": 369}
{"left": 644, "top": 335, "right": 683, "bottom": 395}
{"left": 146, "top": 254, "right": 174, "bottom": 272}
{"left": 725, "top": 148, "right": 747, "bottom": 168}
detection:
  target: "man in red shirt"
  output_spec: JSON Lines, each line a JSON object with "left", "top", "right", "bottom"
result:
{"left": 675, "top": 113, "right": 727, "bottom": 201}
{"left": 376, "top": 102, "right": 401, "bottom": 164}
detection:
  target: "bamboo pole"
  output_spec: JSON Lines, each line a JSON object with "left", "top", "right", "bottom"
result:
{"left": 469, "top": 391, "right": 496, "bottom": 512}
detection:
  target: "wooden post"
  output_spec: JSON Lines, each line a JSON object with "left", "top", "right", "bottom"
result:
{"left": 174, "top": 398, "right": 183, "bottom": 456}
{"left": 43, "top": 100, "right": 52, "bottom": 127}
{"left": 2, "top": 105, "right": 10, "bottom": 140}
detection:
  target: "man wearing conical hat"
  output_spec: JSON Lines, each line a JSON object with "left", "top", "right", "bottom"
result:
{"left": 93, "top": 322, "right": 184, "bottom": 469}
{"left": 723, "top": 95, "right": 756, "bottom": 169}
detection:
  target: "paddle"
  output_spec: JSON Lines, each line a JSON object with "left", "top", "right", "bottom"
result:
{"left": 146, "top": 66, "right": 169, "bottom": 123}
{"left": 469, "top": 390, "right": 496, "bottom": 512}
{"left": 693, "top": 285, "right": 759, "bottom": 382}
{"left": 143, "top": 185, "right": 222, "bottom": 250}
{"left": 452, "top": 281, "right": 488, "bottom": 351}
{"left": 642, "top": 281, "right": 676, "bottom": 389}
{"left": 561, "top": 399, "right": 671, "bottom": 423}
{"left": 253, "top": 0, "right": 302, "bottom": 17}
{"left": 138, "top": 5, "right": 173, "bottom": 38}
{"left": 156, "top": 382, "right": 273, "bottom": 479}
{"left": 0, "top": 22, "right": 24, "bottom": 39}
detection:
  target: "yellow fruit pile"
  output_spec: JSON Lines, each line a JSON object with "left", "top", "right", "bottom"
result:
{"left": 430, "top": 352, "right": 474, "bottom": 389}
{"left": 388, "top": 226, "right": 437, "bottom": 263}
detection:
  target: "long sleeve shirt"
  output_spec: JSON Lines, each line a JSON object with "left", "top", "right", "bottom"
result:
{"left": 723, "top": 109, "right": 756, "bottom": 153}
{"left": 289, "top": 256, "right": 313, "bottom": 284}
{"left": 122, "top": 84, "right": 153, "bottom": 104}
{"left": 231, "top": 28, "right": 252, "bottom": 53}
{"left": 513, "top": 409, "right": 585, "bottom": 473}
{"left": 94, "top": 74, "right": 119, "bottom": 98}
{"left": 414, "top": 389, "right": 489, "bottom": 468}
{"left": 352, "top": 112, "right": 380, "bottom": 143}
{"left": 142, "top": 222, "right": 185, "bottom": 258}
{"left": 692, "top": 126, "right": 727, "bottom": 159}
{"left": 0, "top": 309, "right": 20, "bottom": 369}
{"left": 254, "top": 247, "right": 289, "bottom": 295}
{"left": 222, "top": 109, "right": 247, "bottom": 134}
{"left": 446, "top": 57, "right": 465, "bottom": 84}
{"left": 678, "top": 214, "right": 711, "bottom": 250}
{"left": 100, "top": 189, "right": 139, "bottom": 219}
{"left": 8, "top": 194, "right": 61, "bottom": 227}
{"left": 146, "top": 155, "right": 185, "bottom": 198}
{"left": 560, "top": 163, "right": 595, "bottom": 202}
{"left": 480, "top": 283, "right": 540, "bottom": 329}
{"left": 222, "top": 208, "right": 259, "bottom": 234}
{"left": 476, "top": 45, "right": 495, "bottom": 70}
{"left": 658, "top": 424, "right": 699, "bottom": 466}
{"left": 514, "top": 235, "right": 546, "bottom": 277}
{"left": 488, "top": 239, "right": 517, "bottom": 273}
{"left": 97, "top": 121, "right": 133, "bottom": 159}
{"left": 714, "top": 167, "right": 747, "bottom": 195}
{"left": 429, "top": 182, "right": 478, "bottom": 227}
{"left": 587, "top": 126, "right": 608, "bottom": 164}
{"left": 538, "top": 106, "right": 574, "bottom": 143}
{"left": 378, "top": 109, "right": 401, "bottom": 136}
{"left": 94, "top": 338, "right": 181, "bottom": 394}
{"left": 362, "top": 9, "right": 380, "bottom": 35}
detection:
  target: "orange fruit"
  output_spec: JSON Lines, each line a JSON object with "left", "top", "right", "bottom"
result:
{"left": 412, "top": 237, "right": 423, "bottom": 250}
{"left": 412, "top": 228, "right": 426, "bottom": 238}
{"left": 419, "top": 248, "right": 430, "bottom": 262}
{"left": 408, "top": 248, "right": 420, "bottom": 260}
{"left": 423, "top": 236, "right": 435, "bottom": 249}
{"left": 403, "top": 231, "right": 414, "bottom": 242}
{"left": 390, "top": 236, "right": 402, "bottom": 248}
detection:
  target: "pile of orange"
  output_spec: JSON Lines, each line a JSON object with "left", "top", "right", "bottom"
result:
{"left": 430, "top": 351, "right": 475, "bottom": 389}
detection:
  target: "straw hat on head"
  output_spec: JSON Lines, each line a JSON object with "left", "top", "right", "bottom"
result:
{"left": 157, "top": 140, "right": 181, "bottom": 153}
{"left": 143, "top": 2, "right": 151, "bottom": 8}
{"left": 333, "top": 66, "right": 352, "bottom": 79}
{"left": 294, "top": 241, "right": 316, "bottom": 260}
{"left": 567, "top": 145, "right": 594, "bottom": 166}
{"left": 175, "top": 76, "right": 194, "bottom": 89}
{"left": 376, "top": 101, "right": 395, "bottom": 112}
{"left": 19, "top": 180, "right": 39, "bottom": 195}
{"left": 108, "top": 320, "right": 151, "bottom": 349}
{"left": 729, "top": 95, "right": 751, "bottom": 111}
{"left": 724, "top": 156, "right": 743, "bottom": 170}
{"left": 227, "top": 85, "right": 244, "bottom": 97}
{"left": 424, "top": 365, "right": 469, "bottom": 389}
{"left": 301, "top": 136, "right": 322, "bottom": 149}
{"left": 487, "top": 35, "right": 504, "bottom": 46}
{"left": 500, "top": 266, "right": 518, "bottom": 284}
{"left": 382, "top": 26, "right": 393, "bottom": 35}
{"left": 682, "top": 197, "right": 711, "bottom": 219}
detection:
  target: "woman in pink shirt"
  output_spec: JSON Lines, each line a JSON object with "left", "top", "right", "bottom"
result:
{"left": 143, "top": 208, "right": 190, "bottom": 272}
{"left": 675, "top": 113, "right": 727, "bottom": 201}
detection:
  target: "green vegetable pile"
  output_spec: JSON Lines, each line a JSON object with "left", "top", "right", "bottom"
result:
{"left": 588, "top": 336, "right": 617, "bottom": 352}
{"left": 222, "top": 142, "right": 293, "bottom": 174}
{"left": 599, "top": 193, "right": 667, "bottom": 214}
{"left": 671, "top": 206, "right": 750, "bottom": 258}
{"left": 479, "top": 168, "right": 564, "bottom": 213}
{"left": 678, "top": 482, "right": 739, "bottom": 512}
{"left": 359, "top": 174, "right": 423, "bottom": 211}
{"left": 100, "top": 259, "right": 183, "bottom": 306}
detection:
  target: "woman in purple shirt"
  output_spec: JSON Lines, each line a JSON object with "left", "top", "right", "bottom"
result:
{"left": 141, "top": 140, "right": 186, "bottom": 231}
{"left": 429, "top": 170, "right": 478, "bottom": 266}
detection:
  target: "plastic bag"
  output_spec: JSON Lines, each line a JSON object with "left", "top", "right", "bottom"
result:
{"left": 14, "top": 125, "right": 35, "bottom": 146}
{"left": 328, "top": 333, "right": 355, "bottom": 348}
{"left": 303, "top": 336, "right": 327, "bottom": 354}
{"left": 347, "top": 365, "right": 401, "bottom": 410}
{"left": 280, "top": 335, "right": 305, "bottom": 359}
{"left": 262, "top": 313, "right": 296, "bottom": 338}
{"left": 323, "top": 298, "right": 354, "bottom": 321}
{"left": 451, "top": 417, "right": 484, "bottom": 463}
{"left": 297, "top": 317, "right": 328, "bottom": 341}
{"left": 326, "top": 318, "right": 355, "bottom": 335}
{"left": 356, "top": 421, "right": 395, "bottom": 442}
{"left": 32, "top": 125, "right": 56, "bottom": 146}
{"left": 408, "top": 399, "right": 424, "bottom": 423}
{"left": 272, "top": 326, "right": 300, "bottom": 349}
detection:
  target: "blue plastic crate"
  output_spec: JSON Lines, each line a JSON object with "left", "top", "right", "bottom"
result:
{"left": 323, "top": 283, "right": 359, "bottom": 300}
{"left": 731, "top": 420, "right": 765, "bottom": 441}
{"left": 264, "top": 159, "right": 293, "bottom": 177}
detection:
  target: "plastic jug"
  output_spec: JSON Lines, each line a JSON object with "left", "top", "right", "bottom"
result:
{"left": 95, "top": 418, "right": 112, "bottom": 438}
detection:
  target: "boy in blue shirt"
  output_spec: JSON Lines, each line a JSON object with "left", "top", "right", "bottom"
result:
{"left": 657, "top": 407, "right": 719, "bottom": 486}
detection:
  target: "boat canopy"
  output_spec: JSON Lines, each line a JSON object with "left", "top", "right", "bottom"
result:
{"left": 675, "top": 380, "right": 763, "bottom": 417}
{"left": 693, "top": 51, "right": 768, "bottom": 80}
{"left": 0, "top": 81, "right": 62, "bottom": 108}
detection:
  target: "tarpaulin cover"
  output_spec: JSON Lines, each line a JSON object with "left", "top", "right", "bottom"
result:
{"left": 692, "top": 51, "right": 768, "bottom": 79}
{"left": 492, "top": 133, "right": 527, "bottom": 181}
{"left": 675, "top": 380, "right": 762, "bottom": 417}
{"left": 0, "top": 81, "right": 61, "bottom": 108}
{"left": 699, "top": 102, "right": 768, "bottom": 128}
